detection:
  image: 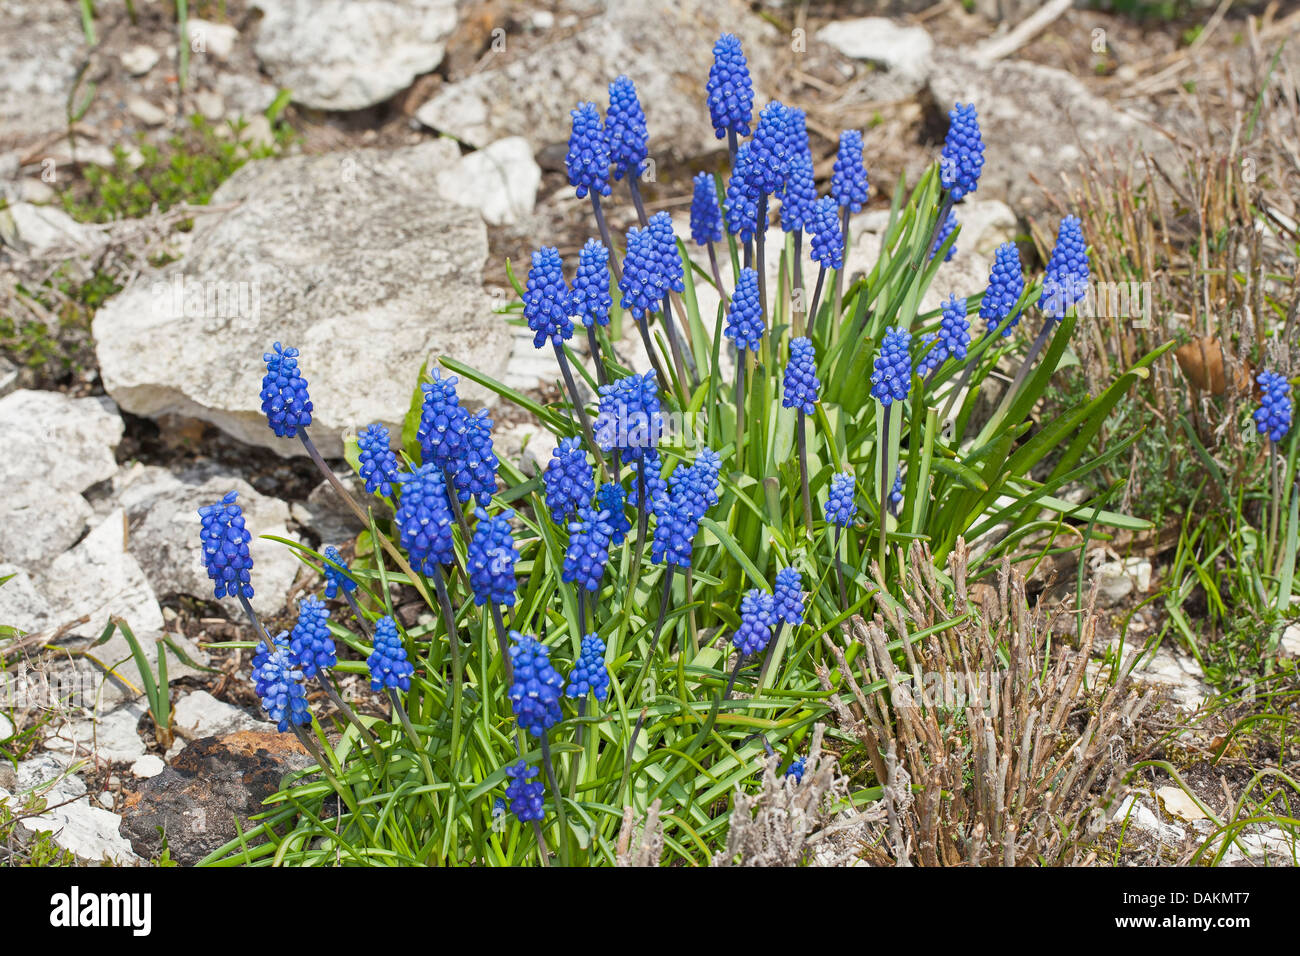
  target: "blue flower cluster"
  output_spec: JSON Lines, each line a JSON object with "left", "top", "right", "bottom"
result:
{"left": 1256, "top": 371, "right": 1293, "bottom": 442}
{"left": 595, "top": 371, "right": 663, "bottom": 462}
{"left": 724, "top": 143, "right": 760, "bottom": 242}
{"left": 871, "top": 326, "right": 913, "bottom": 405}
{"left": 260, "top": 342, "right": 313, "bottom": 439}
{"left": 505, "top": 761, "right": 545, "bottom": 823}
{"left": 394, "top": 463, "right": 455, "bottom": 574}
{"left": 725, "top": 268, "right": 765, "bottom": 352}
{"left": 981, "top": 242, "right": 1024, "bottom": 336}
{"left": 416, "top": 369, "right": 467, "bottom": 470}
{"left": 251, "top": 633, "right": 311, "bottom": 732}
{"left": 930, "top": 210, "right": 958, "bottom": 262}
{"left": 619, "top": 224, "right": 664, "bottom": 318}
{"left": 524, "top": 247, "right": 574, "bottom": 348}
{"left": 745, "top": 100, "right": 791, "bottom": 197}
{"left": 563, "top": 504, "right": 616, "bottom": 593}
{"left": 596, "top": 481, "right": 632, "bottom": 545}
{"left": 565, "top": 634, "right": 610, "bottom": 701}
{"left": 571, "top": 239, "right": 613, "bottom": 328}
{"left": 1037, "top": 215, "right": 1090, "bottom": 319}
{"left": 773, "top": 567, "right": 804, "bottom": 626}
{"left": 367, "top": 616, "right": 414, "bottom": 691}
{"left": 668, "top": 447, "right": 722, "bottom": 520}
{"left": 289, "top": 595, "right": 335, "bottom": 679}
{"left": 198, "top": 490, "right": 254, "bottom": 600}
{"left": 940, "top": 102, "right": 984, "bottom": 201}
{"left": 544, "top": 437, "right": 596, "bottom": 526}
{"left": 785, "top": 756, "right": 806, "bottom": 783}
{"left": 732, "top": 589, "right": 776, "bottom": 656}
{"left": 468, "top": 507, "right": 519, "bottom": 607}
{"left": 629, "top": 449, "right": 667, "bottom": 512}
{"left": 891, "top": 468, "right": 904, "bottom": 507}
{"left": 809, "top": 196, "right": 844, "bottom": 270}
{"left": 606, "top": 75, "right": 648, "bottom": 182}
{"left": 357, "top": 423, "right": 400, "bottom": 497}
{"left": 831, "top": 130, "right": 869, "bottom": 213}
{"left": 508, "top": 633, "right": 564, "bottom": 738}
{"left": 453, "top": 409, "right": 498, "bottom": 506}
{"left": 782, "top": 336, "right": 820, "bottom": 415}
{"left": 322, "top": 545, "right": 355, "bottom": 600}
{"left": 825, "top": 472, "right": 857, "bottom": 527}
{"left": 781, "top": 145, "right": 818, "bottom": 234}
{"left": 917, "top": 295, "right": 970, "bottom": 377}
{"left": 566, "top": 102, "right": 610, "bottom": 199}
{"left": 647, "top": 212, "right": 685, "bottom": 297}
{"left": 690, "top": 172, "right": 724, "bottom": 246}
{"left": 706, "top": 33, "right": 754, "bottom": 139}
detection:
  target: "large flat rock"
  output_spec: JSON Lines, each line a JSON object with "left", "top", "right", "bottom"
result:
{"left": 415, "top": 0, "right": 780, "bottom": 166}
{"left": 92, "top": 141, "right": 510, "bottom": 458}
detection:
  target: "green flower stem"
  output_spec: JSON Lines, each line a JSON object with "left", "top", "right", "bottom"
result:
{"left": 297, "top": 430, "right": 437, "bottom": 610}
{"left": 586, "top": 325, "right": 610, "bottom": 387}
{"left": 807, "top": 266, "right": 827, "bottom": 342}
{"left": 538, "top": 734, "right": 570, "bottom": 866}
{"left": 629, "top": 564, "right": 674, "bottom": 707}
{"left": 797, "top": 411, "right": 813, "bottom": 540}
{"left": 317, "top": 673, "right": 377, "bottom": 747}
{"left": 628, "top": 458, "right": 650, "bottom": 594}
{"left": 444, "top": 477, "right": 473, "bottom": 545}
{"left": 735, "top": 354, "right": 748, "bottom": 469}
{"left": 590, "top": 194, "right": 622, "bottom": 281}
{"left": 684, "top": 567, "right": 699, "bottom": 655}
{"left": 831, "top": 206, "right": 849, "bottom": 343}
{"left": 791, "top": 231, "right": 805, "bottom": 337}
{"left": 431, "top": 565, "right": 464, "bottom": 762}
{"left": 878, "top": 405, "right": 892, "bottom": 573}
{"left": 757, "top": 622, "right": 786, "bottom": 690}
{"left": 980, "top": 314, "right": 1060, "bottom": 441}
{"left": 290, "top": 723, "right": 376, "bottom": 844}
{"left": 552, "top": 343, "right": 605, "bottom": 475}
{"left": 833, "top": 525, "right": 849, "bottom": 613}
{"left": 633, "top": 315, "right": 671, "bottom": 397}
{"left": 756, "top": 195, "right": 770, "bottom": 330}
{"left": 658, "top": 298, "right": 694, "bottom": 401}
{"left": 341, "top": 588, "right": 372, "bottom": 638}
{"left": 721, "top": 652, "right": 745, "bottom": 701}
{"left": 236, "top": 593, "right": 276, "bottom": 652}
{"left": 707, "top": 241, "right": 728, "bottom": 303}
{"left": 386, "top": 688, "right": 440, "bottom": 810}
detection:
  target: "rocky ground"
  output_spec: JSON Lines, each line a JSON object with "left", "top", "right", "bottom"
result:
{"left": 2, "top": 0, "right": 1298, "bottom": 865}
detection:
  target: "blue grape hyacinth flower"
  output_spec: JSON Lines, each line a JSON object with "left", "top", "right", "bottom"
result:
{"left": 690, "top": 172, "right": 724, "bottom": 246}
{"left": 628, "top": 448, "right": 667, "bottom": 512}
{"left": 367, "top": 615, "right": 413, "bottom": 692}
{"left": 260, "top": 342, "right": 312, "bottom": 439}
{"left": 394, "top": 464, "right": 455, "bottom": 574}
{"left": 774, "top": 567, "right": 805, "bottom": 626}
{"left": 930, "top": 210, "right": 958, "bottom": 262}
{"left": 566, "top": 101, "right": 611, "bottom": 199}
{"left": 198, "top": 490, "right": 254, "bottom": 600}
{"left": 891, "top": 467, "right": 904, "bottom": 506}
{"left": 595, "top": 370, "right": 663, "bottom": 462}
{"left": 565, "top": 634, "right": 610, "bottom": 701}
{"left": 732, "top": 589, "right": 776, "bottom": 656}
{"left": 831, "top": 130, "right": 869, "bottom": 213}
{"left": 1038, "top": 215, "right": 1090, "bottom": 319}
{"left": 596, "top": 481, "right": 632, "bottom": 545}
{"left": 523, "top": 247, "right": 574, "bottom": 348}
{"left": 981, "top": 242, "right": 1024, "bottom": 336}
{"left": 786, "top": 756, "right": 806, "bottom": 783}
{"left": 918, "top": 294, "right": 970, "bottom": 377}
{"left": 782, "top": 336, "right": 820, "bottom": 415}
{"left": 825, "top": 471, "right": 858, "bottom": 527}
{"left": 468, "top": 507, "right": 519, "bottom": 608}
{"left": 544, "top": 436, "right": 596, "bottom": 525}
{"left": 707, "top": 33, "right": 754, "bottom": 140}
{"left": 289, "top": 595, "right": 335, "bottom": 679}
{"left": 724, "top": 143, "right": 761, "bottom": 242}
{"left": 781, "top": 144, "right": 818, "bottom": 234}
{"left": 619, "top": 225, "right": 663, "bottom": 318}
{"left": 745, "top": 100, "right": 792, "bottom": 197}
{"left": 508, "top": 632, "right": 564, "bottom": 738}
{"left": 606, "top": 75, "right": 648, "bottom": 182}
{"left": 647, "top": 211, "right": 685, "bottom": 296}
{"left": 725, "top": 268, "right": 765, "bottom": 352}
{"left": 871, "top": 327, "right": 913, "bottom": 405}
{"left": 563, "top": 504, "right": 615, "bottom": 593}
{"left": 505, "top": 761, "right": 545, "bottom": 823}
{"left": 940, "top": 103, "right": 985, "bottom": 201}
{"left": 651, "top": 492, "right": 700, "bottom": 568}
{"left": 571, "top": 239, "right": 612, "bottom": 328}
{"left": 322, "top": 545, "right": 356, "bottom": 600}
{"left": 453, "top": 408, "right": 498, "bottom": 507}
{"left": 669, "top": 447, "right": 722, "bottom": 520}
{"left": 416, "top": 369, "right": 468, "bottom": 471}
{"left": 357, "top": 423, "right": 400, "bottom": 497}
{"left": 251, "top": 633, "right": 311, "bottom": 732}
{"left": 1256, "top": 371, "right": 1293, "bottom": 443}
{"left": 809, "top": 196, "right": 844, "bottom": 270}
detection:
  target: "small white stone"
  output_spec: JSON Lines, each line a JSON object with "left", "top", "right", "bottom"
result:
{"left": 130, "top": 754, "right": 165, "bottom": 779}
{"left": 0, "top": 713, "right": 13, "bottom": 741}
{"left": 188, "top": 18, "right": 239, "bottom": 61}
{"left": 172, "top": 690, "right": 267, "bottom": 738}
{"left": 816, "top": 18, "right": 934, "bottom": 82}
{"left": 436, "top": 136, "right": 540, "bottom": 226}
{"left": 126, "top": 96, "right": 169, "bottom": 127}
{"left": 121, "top": 45, "right": 161, "bottom": 76}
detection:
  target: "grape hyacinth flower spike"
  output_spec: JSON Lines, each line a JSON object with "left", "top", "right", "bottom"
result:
{"left": 940, "top": 103, "right": 985, "bottom": 203}
{"left": 1256, "top": 371, "right": 1293, "bottom": 443}
{"left": 830, "top": 130, "right": 868, "bottom": 320}
{"left": 646, "top": 210, "right": 698, "bottom": 391}
{"left": 543, "top": 437, "right": 595, "bottom": 527}
{"left": 468, "top": 506, "right": 520, "bottom": 678}
{"left": 782, "top": 112, "right": 817, "bottom": 331}
{"left": 571, "top": 238, "right": 613, "bottom": 385}
{"left": 783, "top": 336, "right": 820, "bottom": 533}
{"left": 251, "top": 632, "right": 311, "bottom": 733}
{"left": 807, "top": 195, "right": 843, "bottom": 335}
{"left": 322, "top": 545, "right": 356, "bottom": 601}
{"left": 566, "top": 101, "right": 618, "bottom": 279}
{"left": 292, "top": 594, "right": 375, "bottom": 744}
{"left": 618, "top": 224, "right": 673, "bottom": 391}
{"left": 565, "top": 634, "right": 610, "bottom": 704}
{"left": 198, "top": 490, "right": 267, "bottom": 644}
{"left": 357, "top": 423, "right": 400, "bottom": 498}
{"left": 524, "top": 246, "right": 601, "bottom": 462}
{"left": 607, "top": 75, "right": 650, "bottom": 223}
{"left": 690, "top": 171, "right": 728, "bottom": 297}
{"left": 824, "top": 470, "right": 857, "bottom": 612}
{"left": 725, "top": 589, "right": 776, "bottom": 699}
{"left": 872, "top": 326, "right": 913, "bottom": 564}
{"left": 930, "top": 210, "right": 958, "bottom": 263}
{"left": 725, "top": 141, "right": 759, "bottom": 267}
{"left": 508, "top": 632, "right": 570, "bottom": 857}
{"left": 745, "top": 100, "right": 792, "bottom": 339}
{"left": 726, "top": 267, "right": 764, "bottom": 463}
{"left": 453, "top": 409, "right": 499, "bottom": 509}
{"left": 982, "top": 242, "right": 1025, "bottom": 338}
{"left": 595, "top": 370, "right": 663, "bottom": 538}
{"left": 707, "top": 32, "right": 754, "bottom": 165}
{"left": 918, "top": 294, "right": 970, "bottom": 381}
